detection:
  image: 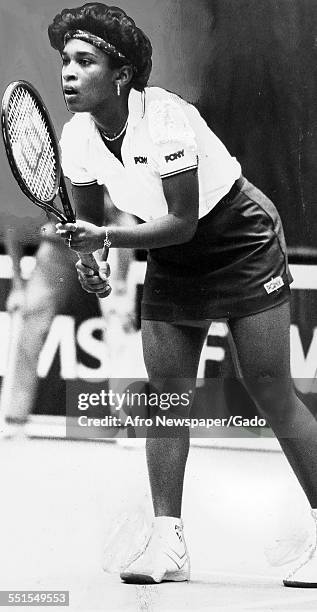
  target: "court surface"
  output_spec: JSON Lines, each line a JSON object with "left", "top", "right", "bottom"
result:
{"left": 1, "top": 435, "right": 317, "bottom": 612}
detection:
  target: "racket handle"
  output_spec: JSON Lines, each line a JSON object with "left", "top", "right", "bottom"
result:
{"left": 80, "top": 247, "right": 111, "bottom": 299}
{"left": 80, "top": 253, "right": 99, "bottom": 273}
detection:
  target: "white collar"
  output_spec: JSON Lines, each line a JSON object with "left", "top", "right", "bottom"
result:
{"left": 127, "top": 88, "right": 146, "bottom": 129}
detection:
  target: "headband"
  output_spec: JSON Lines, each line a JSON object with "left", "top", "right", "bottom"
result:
{"left": 64, "top": 29, "right": 134, "bottom": 67}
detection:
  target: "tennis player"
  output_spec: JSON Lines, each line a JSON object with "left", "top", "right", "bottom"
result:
{"left": 50, "top": 3, "right": 317, "bottom": 587}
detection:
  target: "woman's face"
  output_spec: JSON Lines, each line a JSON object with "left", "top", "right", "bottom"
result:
{"left": 62, "top": 38, "right": 115, "bottom": 113}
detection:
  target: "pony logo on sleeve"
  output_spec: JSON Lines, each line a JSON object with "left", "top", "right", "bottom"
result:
{"left": 165, "top": 149, "right": 185, "bottom": 163}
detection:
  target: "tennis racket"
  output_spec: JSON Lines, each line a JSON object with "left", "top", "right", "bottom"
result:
{"left": 1, "top": 80, "right": 110, "bottom": 298}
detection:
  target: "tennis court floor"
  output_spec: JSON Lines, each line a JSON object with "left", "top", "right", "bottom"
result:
{"left": 1, "top": 435, "right": 317, "bottom": 611}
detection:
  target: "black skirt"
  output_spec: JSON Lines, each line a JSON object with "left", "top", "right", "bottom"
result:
{"left": 141, "top": 177, "right": 293, "bottom": 322}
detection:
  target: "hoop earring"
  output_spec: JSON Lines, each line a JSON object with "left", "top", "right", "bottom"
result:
{"left": 117, "top": 83, "right": 121, "bottom": 97}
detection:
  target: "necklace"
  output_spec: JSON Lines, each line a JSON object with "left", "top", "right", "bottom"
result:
{"left": 100, "top": 118, "right": 128, "bottom": 142}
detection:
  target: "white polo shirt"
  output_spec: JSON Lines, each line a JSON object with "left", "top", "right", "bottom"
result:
{"left": 60, "top": 86, "right": 241, "bottom": 222}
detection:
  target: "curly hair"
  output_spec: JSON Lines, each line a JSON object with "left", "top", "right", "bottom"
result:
{"left": 48, "top": 3, "right": 152, "bottom": 91}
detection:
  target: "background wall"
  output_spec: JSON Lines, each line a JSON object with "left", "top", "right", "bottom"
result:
{"left": 0, "top": 0, "right": 316, "bottom": 247}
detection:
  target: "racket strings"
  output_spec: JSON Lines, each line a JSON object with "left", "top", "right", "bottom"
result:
{"left": 7, "top": 87, "right": 57, "bottom": 201}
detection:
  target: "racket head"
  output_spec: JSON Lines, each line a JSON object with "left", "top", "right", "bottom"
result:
{"left": 1, "top": 81, "right": 68, "bottom": 222}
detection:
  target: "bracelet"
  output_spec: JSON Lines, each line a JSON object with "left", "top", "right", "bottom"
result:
{"left": 103, "top": 227, "right": 112, "bottom": 249}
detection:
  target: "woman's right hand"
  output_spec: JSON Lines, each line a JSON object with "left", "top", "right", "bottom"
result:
{"left": 76, "top": 259, "right": 112, "bottom": 296}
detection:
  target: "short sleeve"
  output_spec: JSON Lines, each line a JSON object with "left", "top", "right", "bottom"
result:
{"left": 59, "top": 120, "right": 97, "bottom": 186}
{"left": 148, "top": 98, "right": 198, "bottom": 178}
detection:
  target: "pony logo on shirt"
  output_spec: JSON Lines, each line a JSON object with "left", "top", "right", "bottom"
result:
{"left": 134, "top": 156, "right": 148, "bottom": 165}
{"left": 165, "top": 149, "right": 185, "bottom": 163}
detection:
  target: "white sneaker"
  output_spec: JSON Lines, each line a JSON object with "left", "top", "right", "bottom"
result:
{"left": 120, "top": 517, "right": 190, "bottom": 584}
{"left": 284, "top": 509, "right": 317, "bottom": 587}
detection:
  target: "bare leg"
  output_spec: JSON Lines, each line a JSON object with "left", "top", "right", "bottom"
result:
{"left": 229, "top": 301, "right": 317, "bottom": 507}
{"left": 141, "top": 320, "right": 210, "bottom": 517}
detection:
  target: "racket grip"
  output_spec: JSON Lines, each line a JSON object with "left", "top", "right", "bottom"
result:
{"left": 80, "top": 252, "right": 99, "bottom": 273}
{"left": 80, "top": 248, "right": 111, "bottom": 299}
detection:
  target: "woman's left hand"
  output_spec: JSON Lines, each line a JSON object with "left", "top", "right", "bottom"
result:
{"left": 56, "top": 220, "right": 105, "bottom": 252}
